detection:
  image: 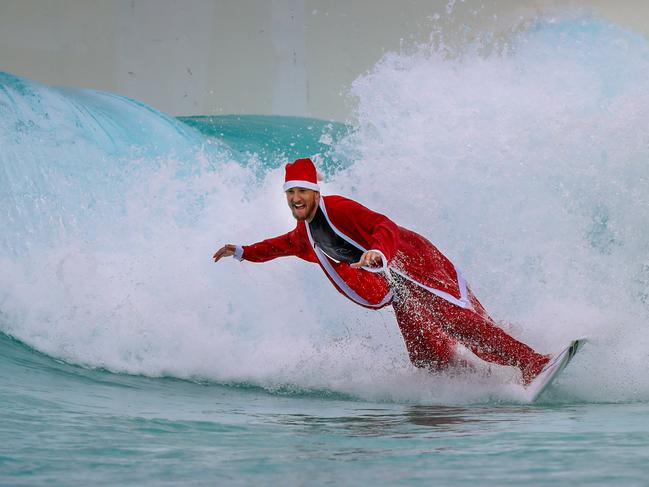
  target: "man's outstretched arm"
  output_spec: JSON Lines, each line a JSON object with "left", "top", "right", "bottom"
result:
{"left": 213, "top": 227, "right": 312, "bottom": 264}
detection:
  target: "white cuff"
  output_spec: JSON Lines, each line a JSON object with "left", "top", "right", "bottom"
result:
{"left": 233, "top": 245, "right": 244, "bottom": 261}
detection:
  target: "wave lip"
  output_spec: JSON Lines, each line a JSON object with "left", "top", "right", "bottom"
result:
{"left": 0, "top": 71, "right": 219, "bottom": 255}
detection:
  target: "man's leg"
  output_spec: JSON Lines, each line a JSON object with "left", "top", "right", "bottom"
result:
{"left": 392, "top": 277, "right": 548, "bottom": 383}
{"left": 435, "top": 288, "right": 549, "bottom": 384}
{"left": 392, "top": 278, "right": 457, "bottom": 370}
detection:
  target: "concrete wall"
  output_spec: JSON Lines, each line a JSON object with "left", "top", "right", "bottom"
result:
{"left": 1, "top": 0, "right": 648, "bottom": 121}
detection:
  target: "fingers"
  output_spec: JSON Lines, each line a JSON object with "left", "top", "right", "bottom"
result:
{"left": 213, "top": 244, "right": 235, "bottom": 262}
{"left": 350, "top": 252, "right": 369, "bottom": 268}
{"left": 351, "top": 251, "right": 382, "bottom": 268}
{"left": 366, "top": 251, "right": 381, "bottom": 267}
{"left": 367, "top": 251, "right": 382, "bottom": 267}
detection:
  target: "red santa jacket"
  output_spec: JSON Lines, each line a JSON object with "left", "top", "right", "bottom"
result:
{"left": 239, "top": 195, "right": 469, "bottom": 309}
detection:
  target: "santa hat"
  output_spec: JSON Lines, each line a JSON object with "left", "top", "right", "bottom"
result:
{"left": 283, "top": 157, "right": 321, "bottom": 192}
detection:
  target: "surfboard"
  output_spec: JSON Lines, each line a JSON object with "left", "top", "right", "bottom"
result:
{"left": 526, "top": 338, "right": 586, "bottom": 403}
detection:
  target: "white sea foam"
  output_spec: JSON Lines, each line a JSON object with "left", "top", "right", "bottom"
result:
{"left": 331, "top": 17, "right": 649, "bottom": 402}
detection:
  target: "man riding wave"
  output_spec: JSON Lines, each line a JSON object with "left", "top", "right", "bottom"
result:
{"left": 213, "top": 157, "right": 550, "bottom": 385}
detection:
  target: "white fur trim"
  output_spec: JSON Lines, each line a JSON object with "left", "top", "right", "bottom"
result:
{"left": 233, "top": 245, "right": 244, "bottom": 261}
{"left": 283, "top": 180, "right": 320, "bottom": 192}
{"left": 390, "top": 266, "right": 471, "bottom": 309}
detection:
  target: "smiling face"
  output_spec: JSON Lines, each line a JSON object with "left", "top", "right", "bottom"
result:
{"left": 286, "top": 187, "right": 320, "bottom": 222}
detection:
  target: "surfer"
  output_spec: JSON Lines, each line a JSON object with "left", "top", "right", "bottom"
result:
{"left": 213, "top": 157, "right": 550, "bottom": 385}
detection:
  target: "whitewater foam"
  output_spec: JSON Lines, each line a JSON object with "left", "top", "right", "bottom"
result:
{"left": 331, "top": 17, "right": 649, "bottom": 402}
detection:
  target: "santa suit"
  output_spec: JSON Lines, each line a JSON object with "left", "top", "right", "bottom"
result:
{"left": 238, "top": 194, "right": 547, "bottom": 382}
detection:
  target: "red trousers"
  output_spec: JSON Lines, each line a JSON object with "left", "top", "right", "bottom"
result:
{"left": 391, "top": 277, "right": 548, "bottom": 383}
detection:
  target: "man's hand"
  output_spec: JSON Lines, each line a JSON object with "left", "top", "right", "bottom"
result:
{"left": 213, "top": 244, "right": 236, "bottom": 262}
{"left": 351, "top": 250, "right": 384, "bottom": 269}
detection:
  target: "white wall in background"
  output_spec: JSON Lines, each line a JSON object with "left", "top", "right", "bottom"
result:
{"left": 1, "top": 0, "right": 648, "bottom": 120}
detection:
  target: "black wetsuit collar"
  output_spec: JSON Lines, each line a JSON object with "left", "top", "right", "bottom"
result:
{"left": 308, "top": 206, "right": 363, "bottom": 264}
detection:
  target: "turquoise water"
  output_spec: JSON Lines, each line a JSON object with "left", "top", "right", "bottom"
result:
{"left": 179, "top": 114, "right": 349, "bottom": 171}
{"left": 2, "top": 16, "right": 649, "bottom": 485}
{"left": 2, "top": 333, "right": 649, "bottom": 486}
